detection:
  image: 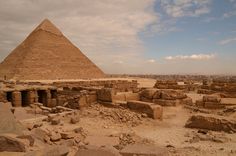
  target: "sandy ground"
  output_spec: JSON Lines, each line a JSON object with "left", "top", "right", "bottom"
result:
{"left": 16, "top": 104, "right": 236, "bottom": 156}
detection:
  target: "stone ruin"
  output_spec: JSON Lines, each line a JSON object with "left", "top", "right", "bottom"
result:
{"left": 0, "top": 19, "right": 235, "bottom": 156}
{"left": 199, "top": 77, "right": 236, "bottom": 97}
{"left": 154, "top": 80, "right": 198, "bottom": 91}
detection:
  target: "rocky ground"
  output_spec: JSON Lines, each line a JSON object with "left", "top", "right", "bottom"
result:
{"left": 1, "top": 78, "right": 236, "bottom": 156}
{"left": 0, "top": 101, "right": 233, "bottom": 156}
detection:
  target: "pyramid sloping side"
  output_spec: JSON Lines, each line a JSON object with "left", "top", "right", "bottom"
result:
{"left": 0, "top": 20, "right": 105, "bottom": 80}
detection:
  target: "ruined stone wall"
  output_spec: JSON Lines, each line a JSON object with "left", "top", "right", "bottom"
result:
{"left": 57, "top": 89, "right": 97, "bottom": 109}
{"left": 140, "top": 88, "right": 192, "bottom": 106}
{"left": 154, "top": 80, "right": 197, "bottom": 91}
{"left": 200, "top": 78, "right": 236, "bottom": 97}
{"left": 53, "top": 80, "right": 138, "bottom": 92}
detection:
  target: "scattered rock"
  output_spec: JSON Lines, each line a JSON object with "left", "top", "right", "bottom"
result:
{"left": 16, "top": 134, "right": 35, "bottom": 146}
{"left": 51, "top": 117, "right": 61, "bottom": 125}
{"left": 70, "top": 115, "right": 80, "bottom": 124}
{"left": 60, "top": 132, "right": 75, "bottom": 139}
{"left": 50, "top": 132, "right": 61, "bottom": 142}
{"left": 0, "top": 135, "right": 26, "bottom": 152}
{"left": 185, "top": 114, "right": 236, "bottom": 133}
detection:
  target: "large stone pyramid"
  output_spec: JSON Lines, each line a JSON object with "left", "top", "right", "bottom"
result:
{"left": 0, "top": 19, "right": 105, "bottom": 80}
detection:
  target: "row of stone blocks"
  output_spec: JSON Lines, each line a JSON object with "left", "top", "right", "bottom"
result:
{"left": 196, "top": 95, "right": 225, "bottom": 109}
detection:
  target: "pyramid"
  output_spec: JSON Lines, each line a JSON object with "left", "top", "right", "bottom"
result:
{"left": 0, "top": 19, "right": 105, "bottom": 80}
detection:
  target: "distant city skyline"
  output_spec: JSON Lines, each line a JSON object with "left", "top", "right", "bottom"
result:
{"left": 0, "top": 0, "right": 235, "bottom": 75}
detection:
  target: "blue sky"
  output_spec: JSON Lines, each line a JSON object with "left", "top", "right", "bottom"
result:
{"left": 0, "top": 0, "right": 235, "bottom": 75}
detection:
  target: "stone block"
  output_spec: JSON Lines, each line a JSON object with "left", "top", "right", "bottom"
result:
{"left": 127, "top": 100, "right": 163, "bottom": 120}
{"left": 153, "top": 99, "right": 177, "bottom": 106}
{"left": 185, "top": 114, "right": 236, "bottom": 133}
{"left": 203, "top": 95, "right": 221, "bottom": 103}
{"left": 97, "top": 88, "right": 115, "bottom": 102}
{"left": 0, "top": 135, "right": 26, "bottom": 152}
{"left": 204, "top": 102, "right": 225, "bottom": 109}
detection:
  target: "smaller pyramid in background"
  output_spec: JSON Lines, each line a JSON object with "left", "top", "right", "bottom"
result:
{"left": 0, "top": 19, "right": 105, "bottom": 80}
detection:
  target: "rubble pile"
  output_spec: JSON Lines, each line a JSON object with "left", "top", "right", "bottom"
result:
{"left": 90, "top": 104, "right": 143, "bottom": 126}
{"left": 185, "top": 130, "right": 230, "bottom": 144}
{"left": 57, "top": 89, "right": 97, "bottom": 109}
{"left": 116, "top": 133, "right": 154, "bottom": 150}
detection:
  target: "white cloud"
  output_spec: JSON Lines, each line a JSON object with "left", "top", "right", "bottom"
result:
{"left": 0, "top": 0, "right": 159, "bottom": 74}
{"left": 147, "top": 59, "right": 156, "bottom": 63}
{"left": 159, "top": 0, "right": 211, "bottom": 18}
{"left": 165, "top": 54, "right": 216, "bottom": 61}
{"left": 219, "top": 37, "right": 236, "bottom": 45}
{"left": 223, "top": 10, "right": 236, "bottom": 18}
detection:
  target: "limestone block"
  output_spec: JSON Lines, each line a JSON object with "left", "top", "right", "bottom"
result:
{"left": 127, "top": 100, "right": 163, "bottom": 120}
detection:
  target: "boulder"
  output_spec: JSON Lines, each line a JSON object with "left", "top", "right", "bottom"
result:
{"left": 0, "top": 102, "right": 25, "bottom": 135}
{"left": 161, "top": 90, "right": 187, "bottom": 100}
{"left": 70, "top": 115, "right": 80, "bottom": 124}
{"left": 51, "top": 117, "right": 61, "bottom": 125}
{"left": 16, "top": 134, "right": 35, "bottom": 146}
{"left": 127, "top": 100, "right": 163, "bottom": 120}
{"left": 140, "top": 89, "right": 157, "bottom": 100}
{"left": 185, "top": 114, "right": 236, "bottom": 133}
{"left": 120, "top": 144, "right": 168, "bottom": 156}
{"left": 0, "top": 135, "right": 26, "bottom": 152}
{"left": 31, "top": 128, "right": 49, "bottom": 142}
{"left": 50, "top": 132, "right": 61, "bottom": 142}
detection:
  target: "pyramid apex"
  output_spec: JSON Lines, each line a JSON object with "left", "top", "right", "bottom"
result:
{"left": 34, "top": 18, "right": 62, "bottom": 36}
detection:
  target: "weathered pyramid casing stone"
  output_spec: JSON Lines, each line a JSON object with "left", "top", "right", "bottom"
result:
{"left": 0, "top": 19, "right": 105, "bottom": 80}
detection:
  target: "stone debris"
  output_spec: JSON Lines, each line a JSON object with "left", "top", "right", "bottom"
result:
{"left": 89, "top": 104, "right": 143, "bottom": 126}
{"left": 185, "top": 114, "right": 236, "bottom": 133}
{"left": 185, "top": 130, "right": 230, "bottom": 144}
{"left": 0, "top": 135, "right": 26, "bottom": 152}
{"left": 116, "top": 133, "right": 154, "bottom": 150}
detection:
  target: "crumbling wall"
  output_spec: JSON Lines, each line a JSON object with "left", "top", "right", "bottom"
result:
{"left": 53, "top": 80, "right": 138, "bottom": 92}
{"left": 139, "top": 88, "right": 192, "bottom": 106}
{"left": 199, "top": 78, "right": 236, "bottom": 97}
{"left": 154, "top": 80, "right": 197, "bottom": 91}
{"left": 57, "top": 89, "right": 97, "bottom": 109}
